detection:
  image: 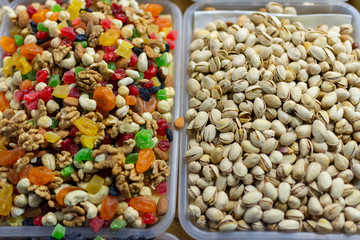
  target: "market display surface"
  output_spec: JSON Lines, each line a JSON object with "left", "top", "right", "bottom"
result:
{"left": 185, "top": 1, "right": 360, "bottom": 234}
{"left": 0, "top": 0, "right": 177, "bottom": 238}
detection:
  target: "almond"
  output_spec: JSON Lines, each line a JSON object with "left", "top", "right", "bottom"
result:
{"left": 153, "top": 147, "right": 168, "bottom": 161}
{"left": 18, "top": 10, "right": 29, "bottom": 28}
{"left": 144, "top": 45, "right": 161, "bottom": 59}
{"left": 164, "top": 73, "right": 173, "bottom": 87}
{"left": 156, "top": 196, "right": 168, "bottom": 216}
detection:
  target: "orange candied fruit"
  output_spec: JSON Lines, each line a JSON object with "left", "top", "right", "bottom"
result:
{"left": 143, "top": 94, "right": 157, "bottom": 113}
{"left": 129, "top": 196, "right": 157, "bottom": 215}
{"left": 145, "top": 4, "right": 163, "bottom": 18}
{"left": 32, "top": 9, "right": 49, "bottom": 24}
{"left": 19, "top": 43, "right": 43, "bottom": 60}
{"left": 125, "top": 95, "right": 136, "bottom": 105}
{"left": 49, "top": 12, "right": 59, "bottom": 22}
{"left": 28, "top": 166, "right": 55, "bottom": 185}
{"left": 136, "top": 148, "right": 155, "bottom": 173}
{"left": 153, "top": 18, "right": 171, "bottom": 31}
{"left": 0, "top": 36, "right": 17, "bottom": 53}
{"left": 0, "top": 92, "right": 10, "bottom": 112}
{"left": 93, "top": 86, "right": 116, "bottom": 112}
{"left": 56, "top": 186, "right": 81, "bottom": 206}
{"left": 0, "top": 147, "right": 26, "bottom": 166}
{"left": 19, "top": 79, "right": 33, "bottom": 92}
{"left": 100, "top": 196, "right": 119, "bottom": 220}
{"left": 19, "top": 165, "right": 33, "bottom": 179}
{"left": 110, "top": 25, "right": 122, "bottom": 36}
{"left": 72, "top": 17, "right": 81, "bottom": 26}
{"left": 7, "top": 169, "right": 19, "bottom": 184}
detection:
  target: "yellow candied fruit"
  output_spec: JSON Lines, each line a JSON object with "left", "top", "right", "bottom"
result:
{"left": 52, "top": 85, "right": 69, "bottom": 99}
{"left": 8, "top": 216, "right": 24, "bottom": 226}
{"left": 0, "top": 183, "right": 13, "bottom": 216}
{"left": 58, "top": 21, "right": 68, "bottom": 31}
{"left": 74, "top": 117, "right": 98, "bottom": 136}
{"left": 116, "top": 40, "right": 134, "bottom": 58}
{"left": 161, "top": 27, "right": 171, "bottom": 35}
{"left": 147, "top": 24, "right": 159, "bottom": 35}
{"left": 99, "top": 29, "right": 120, "bottom": 47}
{"left": 45, "top": 132, "right": 61, "bottom": 143}
{"left": 68, "top": 0, "right": 83, "bottom": 21}
{"left": 151, "top": 77, "right": 161, "bottom": 87}
{"left": 85, "top": 175, "right": 105, "bottom": 194}
{"left": 80, "top": 135, "right": 97, "bottom": 149}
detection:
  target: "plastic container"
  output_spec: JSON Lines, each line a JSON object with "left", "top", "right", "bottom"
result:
{"left": 0, "top": 0, "right": 181, "bottom": 238}
{"left": 178, "top": 1, "right": 360, "bottom": 239}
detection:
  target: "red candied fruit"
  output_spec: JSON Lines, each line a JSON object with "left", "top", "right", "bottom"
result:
{"left": 101, "top": 19, "right": 112, "bottom": 30}
{"left": 39, "top": 86, "right": 52, "bottom": 102}
{"left": 104, "top": 52, "right": 118, "bottom": 62}
{"left": 128, "top": 85, "right": 139, "bottom": 96}
{"left": 36, "top": 31, "right": 49, "bottom": 40}
{"left": 144, "top": 66, "right": 157, "bottom": 81}
{"left": 102, "top": 135, "right": 112, "bottom": 145}
{"left": 24, "top": 90, "right": 40, "bottom": 102}
{"left": 59, "top": 38, "right": 73, "bottom": 47}
{"left": 63, "top": 70, "right": 76, "bottom": 84}
{"left": 142, "top": 212, "right": 156, "bottom": 225}
{"left": 117, "top": 132, "right": 134, "bottom": 146}
{"left": 2, "top": 52, "right": 12, "bottom": 59}
{"left": 61, "top": 138, "right": 79, "bottom": 155}
{"left": 24, "top": 99, "right": 39, "bottom": 110}
{"left": 129, "top": 52, "right": 138, "bottom": 67}
{"left": 55, "top": 0, "right": 63, "bottom": 4}
{"left": 115, "top": 13, "right": 127, "bottom": 23}
{"left": 26, "top": 5, "right": 37, "bottom": 18}
{"left": 68, "top": 87, "right": 80, "bottom": 98}
{"left": 166, "top": 39, "right": 176, "bottom": 50}
{"left": 149, "top": 33, "right": 158, "bottom": 40}
{"left": 61, "top": 27, "right": 76, "bottom": 41}
{"left": 36, "top": 70, "right": 49, "bottom": 83}
{"left": 85, "top": 0, "right": 93, "bottom": 8}
{"left": 103, "top": 45, "right": 117, "bottom": 53}
{"left": 68, "top": 126, "right": 78, "bottom": 138}
{"left": 166, "top": 30, "right": 178, "bottom": 41}
{"left": 112, "top": 3, "right": 123, "bottom": 15}
{"left": 14, "top": 90, "right": 24, "bottom": 101}
{"left": 156, "top": 182, "right": 167, "bottom": 195}
{"left": 156, "top": 119, "right": 168, "bottom": 136}
{"left": 143, "top": 80, "right": 154, "bottom": 89}
{"left": 110, "top": 68, "right": 126, "bottom": 81}
{"left": 22, "top": 86, "right": 34, "bottom": 94}
{"left": 33, "top": 216, "right": 42, "bottom": 226}
{"left": 89, "top": 216, "right": 104, "bottom": 233}
{"left": 158, "top": 139, "right": 170, "bottom": 152}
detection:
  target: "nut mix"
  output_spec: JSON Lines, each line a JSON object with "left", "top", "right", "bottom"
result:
{"left": 0, "top": 0, "right": 177, "bottom": 236}
{"left": 186, "top": 2, "right": 360, "bottom": 233}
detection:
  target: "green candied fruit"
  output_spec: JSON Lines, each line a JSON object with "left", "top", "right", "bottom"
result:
{"left": 135, "top": 129, "right": 155, "bottom": 149}
{"left": 133, "top": 28, "right": 141, "bottom": 38}
{"left": 50, "top": 117, "right": 58, "bottom": 129}
{"left": 94, "top": 237, "right": 104, "bottom": 240}
{"left": 101, "top": 0, "right": 111, "bottom": 4}
{"left": 155, "top": 54, "right": 167, "bottom": 67}
{"left": 74, "top": 148, "right": 93, "bottom": 162}
{"left": 51, "top": 4, "right": 62, "bottom": 12}
{"left": 108, "top": 62, "right": 116, "bottom": 71}
{"left": 75, "top": 41, "right": 87, "bottom": 48}
{"left": 14, "top": 35, "right": 24, "bottom": 46}
{"left": 156, "top": 89, "right": 168, "bottom": 100}
{"left": 75, "top": 67, "right": 85, "bottom": 76}
{"left": 27, "top": 70, "right": 37, "bottom": 81}
{"left": 52, "top": 223, "right": 66, "bottom": 240}
{"left": 125, "top": 153, "right": 139, "bottom": 164}
{"left": 61, "top": 165, "right": 74, "bottom": 177}
{"left": 49, "top": 74, "right": 60, "bottom": 87}
{"left": 135, "top": 72, "right": 144, "bottom": 81}
{"left": 37, "top": 22, "right": 49, "bottom": 32}
{"left": 110, "top": 219, "right": 127, "bottom": 230}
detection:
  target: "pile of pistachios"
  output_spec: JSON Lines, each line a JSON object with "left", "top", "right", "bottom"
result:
{"left": 185, "top": 1, "right": 360, "bottom": 233}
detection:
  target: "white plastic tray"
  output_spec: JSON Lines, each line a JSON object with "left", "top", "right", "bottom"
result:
{"left": 0, "top": 0, "right": 182, "bottom": 238}
{"left": 178, "top": 1, "right": 360, "bottom": 240}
